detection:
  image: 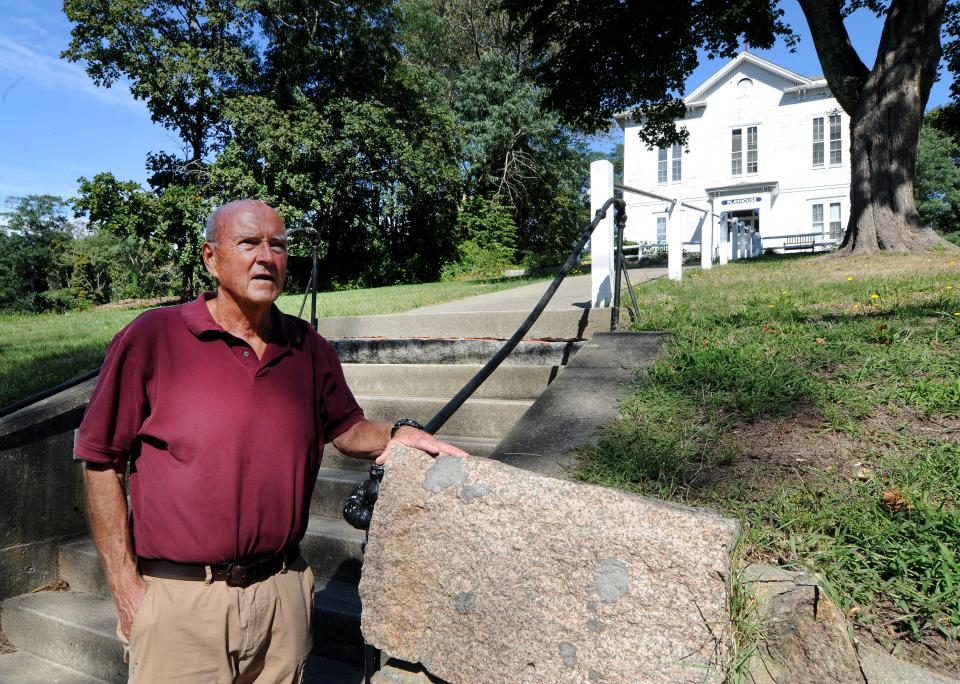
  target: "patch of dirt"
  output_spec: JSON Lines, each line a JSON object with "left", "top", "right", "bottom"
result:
{"left": 92, "top": 296, "right": 180, "bottom": 311}
{"left": 858, "top": 629, "right": 960, "bottom": 680}
{"left": 31, "top": 577, "right": 70, "bottom": 593}
{"left": 690, "top": 401, "right": 858, "bottom": 496}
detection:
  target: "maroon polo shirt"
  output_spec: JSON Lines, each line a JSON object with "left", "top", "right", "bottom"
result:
{"left": 75, "top": 293, "right": 365, "bottom": 564}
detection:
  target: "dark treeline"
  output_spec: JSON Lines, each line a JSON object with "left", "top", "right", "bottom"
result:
{"left": 0, "top": 0, "right": 595, "bottom": 314}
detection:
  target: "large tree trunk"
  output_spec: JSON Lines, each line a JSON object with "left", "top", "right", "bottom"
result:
{"left": 800, "top": 0, "right": 954, "bottom": 254}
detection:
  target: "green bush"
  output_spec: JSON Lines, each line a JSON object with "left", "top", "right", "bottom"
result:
{"left": 442, "top": 197, "right": 518, "bottom": 280}
{"left": 70, "top": 252, "right": 95, "bottom": 309}
{"left": 40, "top": 288, "right": 77, "bottom": 313}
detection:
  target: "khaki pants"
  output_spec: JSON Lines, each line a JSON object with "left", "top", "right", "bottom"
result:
{"left": 118, "top": 557, "right": 315, "bottom": 683}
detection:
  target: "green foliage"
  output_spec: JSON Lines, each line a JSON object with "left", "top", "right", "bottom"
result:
{"left": 73, "top": 173, "right": 201, "bottom": 299}
{"left": 0, "top": 196, "right": 77, "bottom": 313}
{"left": 69, "top": 252, "right": 95, "bottom": 308}
{"left": 916, "top": 120, "right": 960, "bottom": 233}
{"left": 62, "top": 0, "right": 256, "bottom": 161}
{"left": 498, "top": 0, "right": 794, "bottom": 139}
{"left": 400, "top": 1, "right": 591, "bottom": 266}
{"left": 441, "top": 196, "right": 518, "bottom": 279}
{"left": 212, "top": 86, "right": 462, "bottom": 287}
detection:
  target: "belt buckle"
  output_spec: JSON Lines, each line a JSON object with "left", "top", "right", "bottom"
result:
{"left": 225, "top": 562, "right": 252, "bottom": 588}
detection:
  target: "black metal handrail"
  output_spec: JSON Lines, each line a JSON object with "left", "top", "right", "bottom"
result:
{"left": 425, "top": 197, "right": 627, "bottom": 436}
{"left": 343, "top": 196, "right": 628, "bottom": 528}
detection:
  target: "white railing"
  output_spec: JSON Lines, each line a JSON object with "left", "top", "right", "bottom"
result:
{"left": 589, "top": 160, "right": 768, "bottom": 293}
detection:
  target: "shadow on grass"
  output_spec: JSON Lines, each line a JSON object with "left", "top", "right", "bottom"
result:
{"left": 0, "top": 344, "right": 108, "bottom": 408}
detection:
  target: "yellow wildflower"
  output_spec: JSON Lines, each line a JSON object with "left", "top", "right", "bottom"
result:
{"left": 870, "top": 293, "right": 880, "bottom": 300}
{"left": 847, "top": 276, "right": 854, "bottom": 281}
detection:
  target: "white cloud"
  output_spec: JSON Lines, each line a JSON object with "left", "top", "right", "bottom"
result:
{"left": 0, "top": 31, "right": 145, "bottom": 112}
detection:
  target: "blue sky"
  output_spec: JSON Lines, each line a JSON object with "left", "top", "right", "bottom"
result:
{"left": 0, "top": 0, "right": 954, "bottom": 207}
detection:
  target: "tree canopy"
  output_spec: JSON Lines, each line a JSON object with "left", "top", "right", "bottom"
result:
{"left": 501, "top": 0, "right": 958, "bottom": 254}
{"left": 57, "top": 0, "right": 594, "bottom": 298}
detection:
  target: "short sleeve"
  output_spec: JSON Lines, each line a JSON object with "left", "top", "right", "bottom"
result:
{"left": 314, "top": 337, "right": 364, "bottom": 443}
{"left": 74, "top": 327, "right": 151, "bottom": 467}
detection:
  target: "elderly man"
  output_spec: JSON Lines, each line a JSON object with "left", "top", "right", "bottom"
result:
{"left": 76, "top": 199, "right": 467, "bottom": 682}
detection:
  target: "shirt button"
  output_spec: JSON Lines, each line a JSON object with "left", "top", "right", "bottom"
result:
{"left": 243, "top": 351, "right": 250, "bottom": 358}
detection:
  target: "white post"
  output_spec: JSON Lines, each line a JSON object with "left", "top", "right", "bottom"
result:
{"left": 668, "top": 200, "right": 683, "bottom": 282}
{"left": 718, "top": 216, "right": 729, "bottom": 265}
{"left": 590, "top": 160, "right": 615, "bottom": 307}
{"left": 700, "top": 212, "right": 712, "bottom": 270}
{"left": 731, "top": 223, "right": 740, "bottom": 261}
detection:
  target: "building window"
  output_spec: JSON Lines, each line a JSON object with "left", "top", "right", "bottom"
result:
{"left": 732, "top": 126, "right": 757, "bottom": 175}
{"left": 812, "top": 203, "right": 824, "bottom": 235}
{"left": 656, "top": 216, "right": 667, "bottom": 244}
{"left": 731, "top": 129, "right": 742, "bottom": 175}
{"left": 829, "top": 202, "right": 842, "bottom": 239}
{"left": 671, "top": 143, "right": 682, "bottom": 181}
{"left": 812, "top": 118, "right": 824, "bottom": 166}
{"left": 829, "top": 114, "right": 842, "bottom": 165}
{"left": 657, "top": 145, "right": 682, "bottom": 183}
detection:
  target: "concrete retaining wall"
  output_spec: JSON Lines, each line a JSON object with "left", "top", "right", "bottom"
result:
{"left": 0, "top": 382, "right": 93, "bottom": 599}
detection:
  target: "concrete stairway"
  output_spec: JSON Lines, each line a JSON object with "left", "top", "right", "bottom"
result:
{"left": 0, "top": 307, "right": 607, "bottom": 682}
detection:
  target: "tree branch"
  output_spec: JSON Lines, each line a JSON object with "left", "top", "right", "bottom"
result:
{"left": 797, "top": 0, "right": 870, "bottom": 115}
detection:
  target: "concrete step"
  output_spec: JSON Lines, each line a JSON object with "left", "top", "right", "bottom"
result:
{"left": 302, "top": 516, "right": 366, "bottom": 584}
{"left": 0, "top": 651, "right": 107, "bottom": 683}
{"left": 357, "top": 395, "right": 532, "bottom": 440}
{"left": 311, "top": 578, "right": 363, "bottom": 667}
{"left": 322, "top": 434, "right": 500, "bottom": 471}
{"left": 1, "top": 588, "right": 364, "bottom": 683}
{"left": 2, "top": 590, "right": 125, "bottom": 682}
{"left": 332, "top": 337, "right": 582, "bottom": 366}
{"left": 317, "top": 308, "right": 609, "bottom": 341}
{"left": 59, "top": 514, "right": 365, "bottom": 596}
{"left": 60, "top": 538, "right": 108, "bottom": 597}
{"left": 304, "top": 655, "right": 363, "bottom": 684}
{"left": 342, "top": 363, "right": 556, "bottom": 400}
{"left": 311, "top": 467, "right": 367, "bottom": 519}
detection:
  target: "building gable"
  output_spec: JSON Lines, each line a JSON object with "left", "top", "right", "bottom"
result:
{"left": 684, "top": 52, "right": 810, "bottom": 106}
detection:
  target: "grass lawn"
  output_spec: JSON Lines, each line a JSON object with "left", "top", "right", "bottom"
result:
{"left": 576, "top": 252, "right": 960, "bottom": 676}
{"left": 0, "top": 276, "right": 546, "bottom": 408}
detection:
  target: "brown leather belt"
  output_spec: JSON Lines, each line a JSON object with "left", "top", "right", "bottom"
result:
{"left": 138, "top": 545, "right": 301, "bottom": 588}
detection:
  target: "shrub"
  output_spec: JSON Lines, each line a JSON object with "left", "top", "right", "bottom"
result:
{"left": 442, "top": 197, "right": 518, "bottom": 280}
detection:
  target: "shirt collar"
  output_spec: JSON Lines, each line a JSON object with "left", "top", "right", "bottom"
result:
{"left": 181, "top": 292, "right": 304, "bottom": 348}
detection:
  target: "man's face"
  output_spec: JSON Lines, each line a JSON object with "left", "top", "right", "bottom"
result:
{"left": 203, "top": 203, "right": 288, "bottom": 307}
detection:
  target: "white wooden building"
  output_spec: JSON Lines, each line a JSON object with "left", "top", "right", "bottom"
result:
{"left": 616, "top": 52, "right": 850, "bottom": 253}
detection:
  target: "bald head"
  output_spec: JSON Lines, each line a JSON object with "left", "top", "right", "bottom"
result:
{"left": 205, "top": 200, "right": 284, "bottom": 244}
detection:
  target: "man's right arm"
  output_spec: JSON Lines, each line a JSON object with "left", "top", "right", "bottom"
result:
{"left": 84, "top": 463, "right": 148, "bottom": 640}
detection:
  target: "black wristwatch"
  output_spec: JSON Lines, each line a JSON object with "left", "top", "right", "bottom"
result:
{"left": 391, "top": 418, "right": 425, "bottom": 438}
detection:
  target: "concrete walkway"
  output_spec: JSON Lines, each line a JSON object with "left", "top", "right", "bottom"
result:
{"left": 411, "top": 267, "right": 670, "bottom": 313}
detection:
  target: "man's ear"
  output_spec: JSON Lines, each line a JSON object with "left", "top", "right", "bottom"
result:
{"left": 202, "top": 241, "right": 219, "bottom": 281}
